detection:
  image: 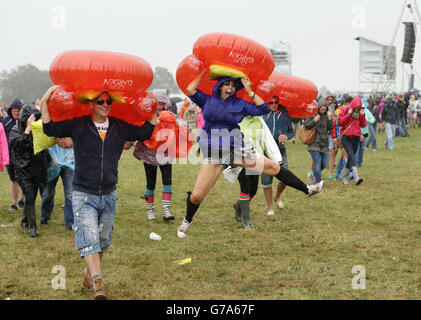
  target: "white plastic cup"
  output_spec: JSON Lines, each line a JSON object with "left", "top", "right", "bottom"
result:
{"left": 149, "top": 232, "right": 162, "bottom": 241}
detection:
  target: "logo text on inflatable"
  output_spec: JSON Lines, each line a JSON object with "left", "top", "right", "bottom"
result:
{"left": 103, "top": 79, "right": 134, "bottom": 90}
{"left": 229, "top": 51, "right": 255, "bottom": 65}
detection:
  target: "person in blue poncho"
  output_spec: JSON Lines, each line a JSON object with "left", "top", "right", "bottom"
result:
{"left": 177, "top": 71, "right": 324, "bottom": 239}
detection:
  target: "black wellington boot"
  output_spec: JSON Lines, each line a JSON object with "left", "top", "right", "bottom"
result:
{"left": 27, "top": 206, "right": 39, "bottom": 238}
{"left": 21, "top": 206, "right": 29, "bottom": 230}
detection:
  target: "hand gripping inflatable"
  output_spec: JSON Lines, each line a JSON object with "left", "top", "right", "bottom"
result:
{"left": 176, "top": 33, "right": 274, "bottom": 97}
{"left": 48, "top": 50, "right": 155, "bottom": 124}
{"left": 144, "top": 111, "right": 193, "bottom": 158}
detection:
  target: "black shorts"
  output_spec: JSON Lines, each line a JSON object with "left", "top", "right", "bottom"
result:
{"left": 6, "top": 163, "right": 17, "bottom": 182}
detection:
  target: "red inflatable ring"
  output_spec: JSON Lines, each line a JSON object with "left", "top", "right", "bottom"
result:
{"left": 50, "top": 50, "right": 153, "bottom": 94}
{"left": 176, "top": 33, "right": 274, "bottom": 99}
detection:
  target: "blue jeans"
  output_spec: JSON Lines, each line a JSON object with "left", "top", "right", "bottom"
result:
{"left": 72, "top": 190, "right": 118, "bottom": 257}
{"left": 385, "top": 123, "right": 396, "bottom": 150}
{"left": 261, "top": 147, "right": 288, "bottom": 188}
{"left": 397, "top": 118, "right": 408, "bottom": 136}
{"left": 366, "top": 123, "right": 377, "bottom": 150}
{"left": 41, "top": 166, "right": 74, "bottom": 228}
{"left": 309, "top": 150, "right": 329, "bottom": 184}
{"left": 341, "top": 135, "right": 360, "bottom": 169}
{"left": 355, "top": 136, "right": 367, "bottom": 166}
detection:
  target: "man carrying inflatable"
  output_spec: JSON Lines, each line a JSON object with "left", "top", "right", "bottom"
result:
{"left": 40, "top": 86, "right": 156, "bottom": 300}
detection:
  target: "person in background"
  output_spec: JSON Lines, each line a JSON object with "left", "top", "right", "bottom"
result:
{"left": 231, "top": 113, "right": 283, "bottom": 228}
{"left": 377, "top": 96, "right": 386, "bottom": 133}
{"left": 303, "top": 101, "right": 334, "bottom": 184}
{"left": 2, "top": 99, "right": 25, "bottom": 211}
{"left": 0, "top": 122, "right": 9, "bottom": 172}
{"left": 366, "top": 100, "right": 380, "bottom": 151}
{"left": 0, "top": 104, "right": 8, "bottom": 120}
{"left": 133, "top": 92, "right": 175, "bottom": 222}
{"left": 260, "top": 96, "right": 294, "bottom": 215}
{"left": 338, "top": 97, "right": 367, "bottom": 185}
{"left": 395, "top": 95, "right": 409, "bottom": 137}
{"left": 334, "top": 95, "right": 352, "bottom": 179}
{"left": 408, "top": 95, "right": 418, "bottom": 129}
{"left": 9, "top": 104, "right": 51, "bottom": 238}
{"left": 324, "top": 92, "right": 337, "bottom": 181}
{"left": 40, "top": 138, "right": 75, "bottom": 230}
{"left": 355, "top": 98, "right": 375, "bottom": 167}
{"left": 381, "top": 98, "right": 399, "bottom": 150}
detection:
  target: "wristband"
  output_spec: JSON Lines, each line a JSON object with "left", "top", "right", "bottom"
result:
{"left": 249, "top": 91, "right": 256, "bottom": 99}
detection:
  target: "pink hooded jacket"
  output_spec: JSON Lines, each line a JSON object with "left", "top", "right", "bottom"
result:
{"left": 338, "top": 97, "right": 367, "bottom": 137}
{"left": 0, "top": 123, "right": 9, "bottom": 171}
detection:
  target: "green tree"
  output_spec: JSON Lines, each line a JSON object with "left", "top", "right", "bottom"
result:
{"left": 149, "top": 66, "right": 180, "bottom": 94}
{"left": 0, "top": 64, "right": 53, "bottom": 105}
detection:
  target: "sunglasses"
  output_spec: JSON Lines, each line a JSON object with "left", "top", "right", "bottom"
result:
{"left": 269, "top": 101, "right": 279, "bottom": 105}
{"left": 96, "top": 99, "right": 112, "bottom": 106}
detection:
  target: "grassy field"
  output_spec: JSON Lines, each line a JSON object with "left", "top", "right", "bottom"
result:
{"left": 0, "top": 128, "right": 420, "bottom": 300}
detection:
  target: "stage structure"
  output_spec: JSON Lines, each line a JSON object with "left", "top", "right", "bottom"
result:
{"left": 355, "top": 37, "right": 396, "bottom": 94}
{"left": 268, "top": 41, "right": 292, "bottom": 75}
{"left": 356, "top": 0, "right": 421, "bottom": 94}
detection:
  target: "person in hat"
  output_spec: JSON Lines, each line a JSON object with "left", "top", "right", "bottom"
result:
{"left": 40, "top": 86, "right": 156, "bottom": 300}
{"left": 176, "top": 72, "right": 323, "bottom": 239}
{"left": 2, "top": 99, "right": 25, "bottom": 211}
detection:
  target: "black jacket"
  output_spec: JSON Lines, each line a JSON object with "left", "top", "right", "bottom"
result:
{"left": 9, "top": 105, "right": 50, "bottom": 184}
{"left": 382, "top": 101, "right": 399, "bottom": 125}
{"left": 43, "top": 116, "right": 155, "bottom": 195}
{"left": 395, "top": 100, "right": 407, "bottom": 120}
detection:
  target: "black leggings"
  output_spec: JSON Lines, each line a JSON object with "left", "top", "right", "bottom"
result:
{"left": 237, "top": 169, "right": 259, "bottom": 199}
{"left": 17, "top": 178, "right": 43, "bottom": 207}
{"left": 143, "top": 163, "right": 172, "bottom": 191}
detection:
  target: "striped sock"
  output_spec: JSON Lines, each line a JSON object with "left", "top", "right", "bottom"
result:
{"left": 145, "top": 193, "right": 154, "bottom": 218}
{"left": 239, "top": 193, "right": 251, "bottom": 201}
{"left": 162, "top": 192, "right": 172, "bottom": 216}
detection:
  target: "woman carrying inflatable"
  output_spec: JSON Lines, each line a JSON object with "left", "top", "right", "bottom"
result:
{"left": 177, "top": 72, "right": 324, "bottom": 238}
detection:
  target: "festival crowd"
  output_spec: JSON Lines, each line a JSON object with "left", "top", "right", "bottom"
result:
{"left": 0, "top": 83, "right": 418, "bottom": 299}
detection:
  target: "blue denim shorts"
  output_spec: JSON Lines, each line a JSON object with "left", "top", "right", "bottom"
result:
{"left": 261, "top": 147, "right": 288, "bottom": 188}
{"left": 72, "top": 190, "right": 118, "bottom": 257}
{"left": 328, "top": 135, "right": 335, "bottom": 150}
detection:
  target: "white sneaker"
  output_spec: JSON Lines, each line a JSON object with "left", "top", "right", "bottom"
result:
{"left": 177, "top": 218, "right": 191, "bottom": 239}
{"left": 147, "top": 211, "right": 156, "bottom": 221}
{"left": 267, "top": 210, "right": 275, "bottom": 216}
{"left": 307, "top": 181, "right": 324, "bottom": 198}
{"left": 163, "top": 211, "right": 175, "bottom": 221}
{"left": 275, "top": 198, "right": 284, "bottom": 210}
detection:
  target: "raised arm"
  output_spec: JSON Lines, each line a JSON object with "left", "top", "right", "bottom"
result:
{"left": 186, "top": 70, "right": 207, "bottom": 97}
{"left": 40, "top": 86, "right": 58, "bottom": 124}
{"left": 241, "top": 78, "right": 265, "bottom": 106}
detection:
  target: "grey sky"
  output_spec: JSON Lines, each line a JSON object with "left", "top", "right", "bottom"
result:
{"left": 0, "top": 0, "right": 417, "bottom": 93}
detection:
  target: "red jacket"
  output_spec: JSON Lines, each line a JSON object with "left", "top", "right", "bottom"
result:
{"left": 338, "top": 97, "right": 367, "bottom": 137}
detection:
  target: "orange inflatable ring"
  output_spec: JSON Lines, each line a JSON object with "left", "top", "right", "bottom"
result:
{"left": 176, "top": 33, "right": 274, "bottom": 98}
{"left": 50, "top": 50, "right": 153, "bottom": 95}
{"left": 48, "top": 86, "right": 157, "bottom": 124}
{"left": 48, "top": 50, "right": 156, "bottom": 124}
{"left": 144, "top": 111, "right": 193, "bottom": 158}
{"left": 268, "top": 72, "right": 318, "bottom": 108}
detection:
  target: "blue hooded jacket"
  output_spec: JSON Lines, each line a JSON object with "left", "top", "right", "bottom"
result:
{"left": 262, "top": 105, "right": 294, "bottom": 149}
{"left": 189, "top": 77, "right": 270, "bottom": 150}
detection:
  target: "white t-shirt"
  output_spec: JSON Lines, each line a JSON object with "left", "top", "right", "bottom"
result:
{"left": 93, "top": 118, "right": 109, "bottom": 141}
